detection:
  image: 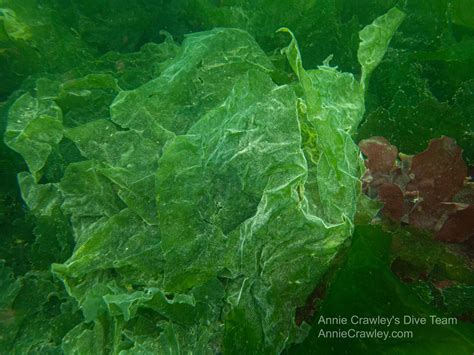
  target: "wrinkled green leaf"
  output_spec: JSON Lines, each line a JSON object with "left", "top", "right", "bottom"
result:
{"left": 4, "top": 93, "right": 63, "bottom": 179}
{"left": 59, "top": 160, "right": 125, "bottom": 237}
{"left": 65, "top": 119, "right": 163, "bottom": 224}
{"left": 110, "top": 28, "right": 274, "bottom": 138}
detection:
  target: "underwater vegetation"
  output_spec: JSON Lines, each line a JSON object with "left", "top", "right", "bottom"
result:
{"left": 0, "top": 1, "right": 473, "bottom": 354}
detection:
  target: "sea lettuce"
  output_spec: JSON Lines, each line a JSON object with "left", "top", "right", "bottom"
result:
{"left": 4, "top": 93, "right": 63, "bottom": 180}
{"left": 2, "top": 7, "right": 405, "bottom": 354}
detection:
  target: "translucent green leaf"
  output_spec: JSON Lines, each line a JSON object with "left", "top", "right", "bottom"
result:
{"left": 59, "top": 161, "right": 125, "bottom": 237}
{"left": 0, "top": 8, "right": 31, "bottom": 41}
{"left": 52, "top": 209, "right": 161, "bottom": 279}
{"left": 110, "top": 28, "right": 274, "bottom": 139}
{"left": 156, "top": 70, "right": 304, "bottom": 291}
{"left": 358, "top": 7, "right": 405, "bottom": 89}
{"left": 279, "top": 28, "right": 364, "bottom": 223}
{"left": 17, "top": 172, "right": 62, "bottom": 216}
{"left": 62, "top": 322, "right": 105, "bottom": 355}
{"left": 103, "top": 288, "right": 195, "bottom": 323}
{"left": 56, "top": 74, "right": 120, "bottom": 127}
{"left": 66, "top": 119, "right": 164, "bottom": 224}
{"left": 4, "top": 93, "right": 63, "bottom": 179}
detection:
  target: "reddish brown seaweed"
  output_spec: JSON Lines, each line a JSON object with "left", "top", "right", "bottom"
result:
{"left": 360, "top": 136, "right": 473, "bottom": 244}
